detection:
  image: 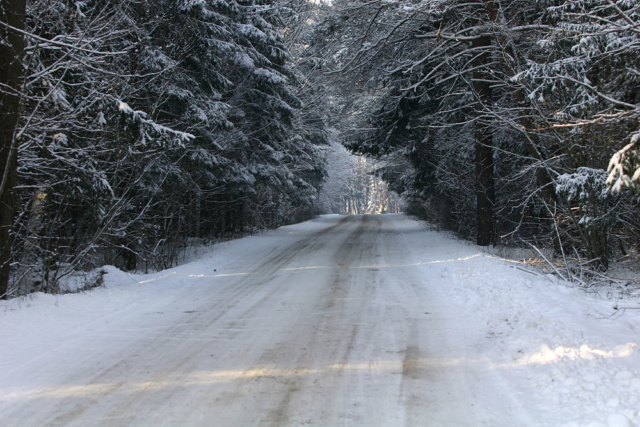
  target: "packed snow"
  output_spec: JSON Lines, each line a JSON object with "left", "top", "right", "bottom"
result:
{"left": 0, "top": 214, "right": 638, "bottom": 426}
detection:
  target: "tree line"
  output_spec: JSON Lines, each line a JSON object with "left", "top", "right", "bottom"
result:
{"left": 301, "top": 0, "right": 640, "bottom": 273}
{"left": 3, "top": 0, "right": 640, "bottom": 297}
{"left": 0, "top": 0, "right": 329, "bottom": 297}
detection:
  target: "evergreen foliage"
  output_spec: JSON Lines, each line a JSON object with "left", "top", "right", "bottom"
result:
{"left": 3, "top": 0, "right": 328, "bottom": 295}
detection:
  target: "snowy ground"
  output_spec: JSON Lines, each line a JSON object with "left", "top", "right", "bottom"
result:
{"left": 1, "top": 214, "right": 639, "bottom": 427}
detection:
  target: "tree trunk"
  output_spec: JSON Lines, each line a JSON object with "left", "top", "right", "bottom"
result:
{"left": 0, "top": 0, "right": 27, "bottom": 298}
{"left": 472, "top": 35, "right": 495, "bottom": 247}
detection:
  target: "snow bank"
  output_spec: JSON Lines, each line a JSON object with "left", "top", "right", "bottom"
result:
{"left": 397, "top": 218, "right": 640, "bottom": 427}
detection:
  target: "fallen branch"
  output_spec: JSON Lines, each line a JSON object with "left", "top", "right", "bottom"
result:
{"left": 527, "top": 243, "right": 569, "bottom": 282}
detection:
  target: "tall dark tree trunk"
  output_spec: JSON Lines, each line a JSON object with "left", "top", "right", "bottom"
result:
{"left": 472, "top": 34, "right": 495, "bottom": 246}
{"left": 0, "top": 0, "right": 27, "bottom": 299}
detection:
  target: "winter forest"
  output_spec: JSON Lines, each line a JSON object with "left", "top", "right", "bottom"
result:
{"left": 1, "top": 0, "right": 640, "bottom": 298}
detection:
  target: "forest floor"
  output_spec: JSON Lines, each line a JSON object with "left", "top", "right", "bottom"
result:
{"left": 1, "top": 214, "right": 639, "bottom": 427}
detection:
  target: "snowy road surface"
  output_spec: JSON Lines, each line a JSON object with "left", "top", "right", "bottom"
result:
{"left": 1, "top": 214, "right": 639, "bottom": 427}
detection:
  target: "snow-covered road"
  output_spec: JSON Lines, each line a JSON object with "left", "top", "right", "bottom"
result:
{"left": 1, "top": 214, "right": 639, "bottom": 426}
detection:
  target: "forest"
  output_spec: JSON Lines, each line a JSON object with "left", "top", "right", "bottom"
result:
{"left": 1, "top": 0, "right": 640, "bottom": 298}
